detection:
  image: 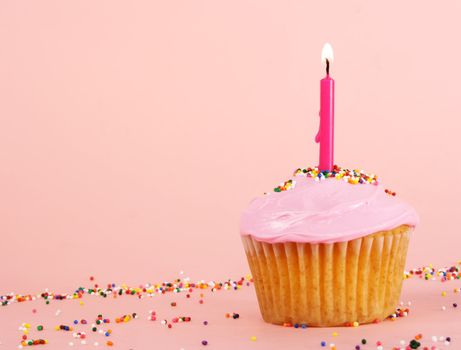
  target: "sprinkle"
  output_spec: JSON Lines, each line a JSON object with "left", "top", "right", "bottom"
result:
{"left": 20, "top": 339, "right": 48, "bottom": 346}
{"left": 250, "top": 336, "right": 256, "bottom": 341}
{"left": 1, "top": 277, "right": 253, "bottom": 308}
{"left": 201, "top": 340, "right": 208, "bottom": 346}
{"left": 273, "top": 165, "right": 378, "bottom": 193}
{"left": 321, "top": 341, "right": 327, "bottom": 347}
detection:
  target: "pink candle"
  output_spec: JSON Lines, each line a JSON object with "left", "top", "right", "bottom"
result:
{"left": 316, "top": 43, "right": 335, "bottom": 172}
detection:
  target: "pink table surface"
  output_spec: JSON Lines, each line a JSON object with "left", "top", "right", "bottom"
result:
{"left": 1, "top": 275, "right": 460, "bottom": 350}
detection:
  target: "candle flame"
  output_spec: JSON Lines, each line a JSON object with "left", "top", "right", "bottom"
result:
{"left": 321, "top": 43, "right": 334, "bottom": 63}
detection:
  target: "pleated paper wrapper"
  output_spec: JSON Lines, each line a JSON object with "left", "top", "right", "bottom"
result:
{"left": 242, "top": 225, "right": 411, "bottom": 327}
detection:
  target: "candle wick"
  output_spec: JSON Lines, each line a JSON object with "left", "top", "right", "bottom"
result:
{"left": 326, "top": 59, "right": 330, "bottom": 76}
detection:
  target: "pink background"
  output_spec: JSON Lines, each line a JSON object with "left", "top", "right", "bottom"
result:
{"left": 1, "top": 1, "right": 461, "bottom": 349}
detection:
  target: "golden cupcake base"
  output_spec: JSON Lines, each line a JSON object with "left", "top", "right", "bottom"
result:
{"left": 242, "top": 225, "right": 411, "bottom": 327}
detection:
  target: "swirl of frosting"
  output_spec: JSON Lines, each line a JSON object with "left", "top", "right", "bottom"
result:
{"left": 240, "top": 175, "right": 419, "bottom": 244}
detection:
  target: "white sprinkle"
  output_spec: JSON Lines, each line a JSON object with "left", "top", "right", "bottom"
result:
{"left": 400, "top": 340, "right": 406, "bottom": 345}
{"left": 442, "top": 306, "right": 447, "bottom": 311}
{"left": 55, "top": 309, "right": 61, "bottom": 316}
{"left": 433, "top": 336, "right": 438, "bottom": 342}
{"left": 69, "top": 342, "right": 74, "bottom": 347}
{"left": 94, "top": 342, "right": 99, "bottom": 347}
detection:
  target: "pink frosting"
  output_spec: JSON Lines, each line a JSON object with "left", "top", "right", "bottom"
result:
{"left": 240, "top": 176, "right": 419, "bottom": 244}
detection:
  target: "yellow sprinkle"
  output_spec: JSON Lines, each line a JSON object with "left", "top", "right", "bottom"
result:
{"left": 352, "top": 321, "right": 359, "bottom": 327}
{"left": 250, "top": 336, "right": 257, "bottom": 341}
{"left": 332, "top": 331, "right": 338, "bottom": 337}
{"left": 442, "top": 291, "right": 447, "bottom": 297}
{"left": 79, "top": 301, "right": 84, "bottom": 306}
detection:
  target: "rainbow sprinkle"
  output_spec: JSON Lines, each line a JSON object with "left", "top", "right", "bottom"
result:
{"left": 404, "top": 262, "right": 461, "bottom": 281}
{"left": 3, "top": 262, "right": 461, "bottom": 348}
{"left": 273, "top": 165, "right": 378, "bottom": 192}
{"left": 1, "top": 276, "right": 254, "bottom": 308}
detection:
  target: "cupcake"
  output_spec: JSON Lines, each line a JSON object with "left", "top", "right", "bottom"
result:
{"left": 241, "top": 166, "right": 418, "bottom": 327}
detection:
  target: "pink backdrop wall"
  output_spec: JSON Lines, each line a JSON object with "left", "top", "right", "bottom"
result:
{"left": 1, "top": 0, "right": 461, "bottom": 293}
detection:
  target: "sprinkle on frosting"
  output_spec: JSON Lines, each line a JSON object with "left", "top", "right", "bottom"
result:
{"left": 385, "top": 189, "right": 397, "bottom": 196}
{"left": 273, "top": 165, "right": 378, "bottom": 193}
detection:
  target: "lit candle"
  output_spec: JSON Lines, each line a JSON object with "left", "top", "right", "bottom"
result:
{"left": 315, "top": 43, "right": 335, "bottom": 171}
